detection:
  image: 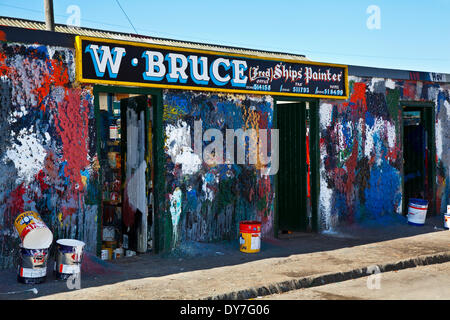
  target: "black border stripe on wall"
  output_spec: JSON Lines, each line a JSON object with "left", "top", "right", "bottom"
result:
{"left": 0, "top": 25, "right": 75, "bottom": 47}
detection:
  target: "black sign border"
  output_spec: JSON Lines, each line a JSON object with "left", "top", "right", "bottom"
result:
{"left": 75, "top": 36, "right": 349, "bottom": 100}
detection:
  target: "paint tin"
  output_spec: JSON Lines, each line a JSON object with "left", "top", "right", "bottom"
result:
{"left": 101, "top": 246, "right": 113, "bottom": 260}
{"left": 407, "top": 198, "right": 428, "bottom": 226}
{"left": 17, "top": 245, "right": 49, "bottom": 284}
{"left": 239, "top": 221, "right": 261, "bottom": 253}
{"left": 54, "top": 239, "right": 85, "bottom": 280}
{"left": 101, "top": 249, "right": 109, "bottom": 260}
{"left": 125, "top": 250, "right": 136, "bottom": 257}
{"left": 14, "top": 211, "right": 53, "bottom": 249}
{"left": 113, "top": 248, "right": 123, "bottom": 259}
{"left": 444, "top": 215, "right": 450, "bottom": 230}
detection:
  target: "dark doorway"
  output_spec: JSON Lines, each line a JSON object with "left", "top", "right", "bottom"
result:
{"left": 276, "top": 102, "right": 309, "bottom": 233}
{"left": 98, "top": 92, "right": 154, "bottom": 258}
{"left": 402, "top": 104, "right": 436, "bottom": 216}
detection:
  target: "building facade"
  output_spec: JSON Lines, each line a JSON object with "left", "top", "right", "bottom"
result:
{"left": 0, "top": 20, "right": 448, "bottom": 269}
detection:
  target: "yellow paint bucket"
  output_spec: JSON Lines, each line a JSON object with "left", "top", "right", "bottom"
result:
{"left": 239, "top": 221, "right": 261, "bottom": 253}
{"left": 14, "top": 211, "right": 53, "bottom": 249}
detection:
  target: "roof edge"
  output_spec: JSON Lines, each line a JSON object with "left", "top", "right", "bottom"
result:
{"left": 0, "top": 16, "right": 308, "bottom": 60}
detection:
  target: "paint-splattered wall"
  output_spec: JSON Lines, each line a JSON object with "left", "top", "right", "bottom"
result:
{"left": 319, "top": 76, "right": 450, "bottom": 231}
{"left": 0, "top": 42, "right": 98, "bottom": 269}
{"left": 161, "top": 90, "right": 275, "bottom": 252}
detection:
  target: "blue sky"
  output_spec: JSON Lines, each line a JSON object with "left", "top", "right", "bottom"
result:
{"left": 1, "top": 0, "right": 449, "bottom": 73}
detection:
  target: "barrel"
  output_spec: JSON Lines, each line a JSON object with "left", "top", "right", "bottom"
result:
{"left": 17, "top": 245, "right": 49, "bottom": 284}
{"left": 407, "top": 198, "right": 428, "bottom": 226}
{"left": 239, "top": 221, "right": 261, "bottom": 253}
{"left": 14, "top": 211, "right": 53, "bottom": 249}
{"left": 54, "top": 239, "right": 85, "bottom": 280}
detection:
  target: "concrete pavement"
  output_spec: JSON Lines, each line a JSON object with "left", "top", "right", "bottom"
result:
{"left": 259, "top": 262, "right": 450, "bottom": 300}
{"left": 0, "top": 215, "right": 449, "bottom": 300}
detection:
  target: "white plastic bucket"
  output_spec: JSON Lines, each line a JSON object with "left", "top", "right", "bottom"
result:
{"left": 407, "top": 198, "right": 428, "bottom": 226}
{"left": 444, "top": 215, "right": 450, "bottom": 230}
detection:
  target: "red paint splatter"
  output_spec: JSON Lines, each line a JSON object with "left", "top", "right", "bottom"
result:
{"left": 403, "top": 81, "right": 416, "bottom": 100}
{"left": 36, "top": 170, "right": 49, "bottom": 192}
{"left": 34, "top": 56, "right": 70, "bottom": 111}
{"left": 61, "top": 206, "right": 77, "bottom": 220}
{"left": 55, "top": 88, "right": 90, "bottom": 191}
{"left": 0, "top": 51, "right": 9, "bottom": 76}
{"left": 4, "top": 183, "right": 26, "bottom": 226}
{"left": 258, "top": 111, "right": 269, "bottom": 129}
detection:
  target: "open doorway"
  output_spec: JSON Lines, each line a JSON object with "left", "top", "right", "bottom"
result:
{"left": 276, "top": 100, "right": 312, "bottom": 236}
{"left": 98, "top": 91, "right": 154, "bottom": 258}
{"left": 402, "top": 103, "right": 436, "bottom": 216}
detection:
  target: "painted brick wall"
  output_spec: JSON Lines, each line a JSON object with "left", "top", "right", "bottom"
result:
{"left": 160, "top": 90, "right": 275, "bottom": 252}
{"left": 319, "top": 76, "right": 450, "bottom": 231}
{"left": 0, "top": 42, "right": 98, "bottom": 269}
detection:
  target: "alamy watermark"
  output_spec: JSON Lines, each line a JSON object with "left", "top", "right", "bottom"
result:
{"left": 66, "top": 5, "right": 81, "bottom": 28}
{"left": 191, "top": 120, "right": 279, "bottom": 176}
{"left": 66, "top": 272, "right": 81, "bottom": 290}
{"left": 366, "top": 265, "right": 381, "bottom": 290}
{"left": 366, "top": 5, "right": 381, "bottom": 30}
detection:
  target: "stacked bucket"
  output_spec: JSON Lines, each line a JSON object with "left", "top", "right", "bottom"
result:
{"left": 14, "top": 211, "right": 85, "bottom": 284}
{"left": 14, "top": 211, "right": 53, "bottom": 284}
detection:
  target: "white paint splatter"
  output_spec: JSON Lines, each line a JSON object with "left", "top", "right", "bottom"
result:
{"left": 201, "top": 173, "right": 216, "bottom": 202}
{"left": 348, "top": 76, "right": 361, "bottom": 83}
{"left": 364, "top": 117, "right": 384, "bottom": 158}
{"left": 8, "top": 106, "right": 29, "bottom": 124}
{"left": 436, "top": 120, "right": 443, "bottom": 160}
{"left": 320, "top": 103, "right": 333, "bottom": 129}
{"left": 169, "top": 187, "right": 182, "bottom": 243}
{"left": 385, "top": 79, "right": 396, "bottom": 90}
{"left": 445, "top": 100, "right": 450, "bottom": 121}
{"left": 165, "top": 120, "right": 202, "bottom": 175}
{"left": 368, "top": 78, "right": 385, "bottom": 92}
{"left": 4, "top": 127, "right": 46, "bottom": 184}
{"left": 386, "top": 121, "right": 396, "bottom": 150}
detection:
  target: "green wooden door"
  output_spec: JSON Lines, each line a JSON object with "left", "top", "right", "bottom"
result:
{"left": 277, "top": 102, "right": 308, "bottom": 232}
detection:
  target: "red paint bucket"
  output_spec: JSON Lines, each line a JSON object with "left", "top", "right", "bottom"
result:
{"left": 239, "top": 221, "right": 261, "bottom": 253}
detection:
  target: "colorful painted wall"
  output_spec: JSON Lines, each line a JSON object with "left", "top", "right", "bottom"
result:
{"left": 160, "top": 90, "right": 275, "bottom": 251}
{"left": 319, "top": 76, "right": 450, "bottom": 231}
{"left": 0, "top": 41, "right": 98, "bottom": 269}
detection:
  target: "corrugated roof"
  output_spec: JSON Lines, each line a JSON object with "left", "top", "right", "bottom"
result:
{"left": 0, "top": 16, "right": 309, "bottom": 61}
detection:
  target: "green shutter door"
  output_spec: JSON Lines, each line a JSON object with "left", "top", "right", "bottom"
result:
{"left": 277, "top": 102, "right": 308, "bottom": 232}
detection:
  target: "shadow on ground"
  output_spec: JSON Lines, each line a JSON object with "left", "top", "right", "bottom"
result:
{"left": 0, "top": 214, "right": 446, "bottom": 300}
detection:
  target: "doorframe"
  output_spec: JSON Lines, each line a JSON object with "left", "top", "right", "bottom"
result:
{"left": 273, "top": 97, "right": 320, "bottom": 237}
{"left": 93, "top": 85, "right": 164, "bottom": 255}
{"left": 400, "top": 100, "right": 436, "bottom": 216}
